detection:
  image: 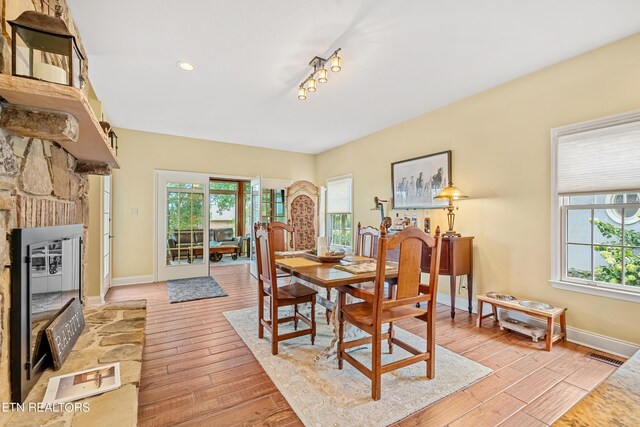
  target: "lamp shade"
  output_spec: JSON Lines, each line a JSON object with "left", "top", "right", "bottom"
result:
{"left": 317, "top": 68, "right": 328, "bottom": 83}
{"left": 330, "top": 56, "right": 342, "bottom": 72}
{"left": 307, "top": 78, "right": 317, "bottom": 92}
{"left": 434, "top": 184, "right": 468, "bottom": 200}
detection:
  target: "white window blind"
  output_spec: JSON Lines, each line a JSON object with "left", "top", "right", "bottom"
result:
{"left": 326, "top": 176, "right": 352, "bottom": 213}
{"left": 557, "top": 120, "right": 640, "bottom": 195}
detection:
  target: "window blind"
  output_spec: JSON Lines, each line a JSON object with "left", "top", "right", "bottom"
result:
{"left": 556, "top": 120, "right": 640, "bottom": 195}
{"left": 326, "top": 177, "right": 352, "bottom": 213}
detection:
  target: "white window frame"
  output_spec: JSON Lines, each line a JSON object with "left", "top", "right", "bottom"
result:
{"left": 326, "top": 174, "right": 353, "bottom": 251}
{"left": 550, "top": 110, "right": 640, "bottom": 303}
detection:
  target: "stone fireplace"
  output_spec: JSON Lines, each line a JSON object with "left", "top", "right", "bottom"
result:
{"left": 0, "top": 0, "right": 119, "bottom": 405}
{"left": 0, "top": 126, "right": 91, "bottom": 403}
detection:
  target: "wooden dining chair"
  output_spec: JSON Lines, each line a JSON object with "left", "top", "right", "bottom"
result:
{"left": 338, "top": 225, "right": 442, "bottom": 400}
{"left": 355, "top": 222, "right": 380, "bottom": 258}
{"left": 268, "top": 221, "right": 297, "bottom": 278}
{"left": 255, "top": 224, "right": 317, "bottom": 355}
{"left": 325, "top": 223, "right": 383, "bottom": 324}
{"left": 269, "top": 221, "right": 298, "bottom": 251}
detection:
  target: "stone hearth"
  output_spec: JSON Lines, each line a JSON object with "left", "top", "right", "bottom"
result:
{"left": 2, "top": 300, "right": 146, "bottom": 427}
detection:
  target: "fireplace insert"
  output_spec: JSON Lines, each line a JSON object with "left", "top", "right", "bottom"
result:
{"left": 10, "top": 224, "right": 83, "bottom": 403}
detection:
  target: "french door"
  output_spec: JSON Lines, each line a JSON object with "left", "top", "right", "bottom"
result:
{"left": 249, "top": 175, "right": 261, "bottom": 278}
{"left": 156, "top": 171, "right": 209, "bottom": 281}
{"left": 100, "top": 175, "right": 112, "bottom": 301}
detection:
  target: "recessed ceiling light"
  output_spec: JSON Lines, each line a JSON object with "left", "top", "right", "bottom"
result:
{"left": 177, "top": 61, "right": 195, "bottom": 71}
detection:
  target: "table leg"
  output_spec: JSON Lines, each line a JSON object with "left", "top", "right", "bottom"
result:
{"left": 477, "top": 299, "right": 484, "bottom": 328}
{"left": 560, "top": 312, "right": 567, "bottom": 342}
{"left": 450, "top": 274, "right": 456, "bottom": 319}
{"left": 492, "top": 305, "right": 498, "bottom": 324}
{"left": 325, "top": 289, "right": 332, "bottom": 324}
{"left": 467, "top": 273, "right": 474, "bottom": 314}
{"left": 546, "top": 317, "right": 554, "bottom": 351}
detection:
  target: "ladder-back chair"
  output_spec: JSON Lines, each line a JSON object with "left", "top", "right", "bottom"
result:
{"left": 338, "top": 226, "right": 442, "bottom": 400}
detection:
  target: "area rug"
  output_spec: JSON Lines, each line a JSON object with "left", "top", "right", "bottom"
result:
{"left": 224, "top": 306, "right": 492, "bottom": 426}
{"left": 167, "top": 276, "right": 227, "bottom": 303}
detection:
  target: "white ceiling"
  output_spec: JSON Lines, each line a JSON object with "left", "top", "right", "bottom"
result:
{"left": 67, "top": 0, "right": 640, "bottom": 154}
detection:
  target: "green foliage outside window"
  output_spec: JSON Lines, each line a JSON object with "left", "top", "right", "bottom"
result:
{"left": 569, "top": 217, "right": 640, "bottom": 286}
{"left": 210, "top": 193, "right": 236, "bottom": 215}
{"left": 167, "top": 191, "right": 204, "bottom": 232}
{"left": 330, "top": 214, "right": 352, "bottom": 247}
{"left": 591, "top": 218, "right": 639, "bottom": 286}
{"left": 210, "top": 181, "right": 238, "bottom": 215}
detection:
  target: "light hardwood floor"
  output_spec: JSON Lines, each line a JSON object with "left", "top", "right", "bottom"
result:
{"left": 106, "top": 263, "right": 621, "bottom": 427}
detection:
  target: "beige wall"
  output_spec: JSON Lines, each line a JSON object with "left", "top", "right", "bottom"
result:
{"left": 106, "top": 129, "right": 316, "bottom": 280}
{"left": 316, "top": 34, "right": 640, "bottom": 344}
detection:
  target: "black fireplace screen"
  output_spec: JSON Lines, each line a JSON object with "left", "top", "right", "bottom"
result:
{"left": 10, "top": 224, "right": 84, "bottom": 403}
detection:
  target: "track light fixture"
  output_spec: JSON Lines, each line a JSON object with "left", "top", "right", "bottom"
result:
{"left": 297, "top": 48, "right": 341, "bottom": 100}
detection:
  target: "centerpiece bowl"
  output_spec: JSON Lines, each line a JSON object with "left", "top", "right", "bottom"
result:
{"left": 304, "top": 249, "right": 346, "bottom": 263}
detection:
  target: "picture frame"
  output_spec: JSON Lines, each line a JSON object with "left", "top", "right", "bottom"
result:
{"left": 42, "top": 363, "right": 121, "bottom": 404}
{"left": 391, "top": 150, "right": 452, "bottom": 209}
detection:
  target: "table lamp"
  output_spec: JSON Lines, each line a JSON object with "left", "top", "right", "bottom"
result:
{"left": 434, "top": 183, "right": 468, "bottom": 237}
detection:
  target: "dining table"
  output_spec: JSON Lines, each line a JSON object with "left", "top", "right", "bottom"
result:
{"left": 274, "top": 253, "right": 399, "bottom": 358}
{"left": 275, "top": 254, "right": 398, "bottom": 310}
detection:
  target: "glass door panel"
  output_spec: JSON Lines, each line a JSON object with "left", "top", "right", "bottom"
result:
{"left": 249, "top": 176, "right": 261, "bottom": 278}
{"left": 156, "top": 172, "right": 209, "bottom": 281}
{"left": 167, "top": 186, "right": 205, "bottom": 266}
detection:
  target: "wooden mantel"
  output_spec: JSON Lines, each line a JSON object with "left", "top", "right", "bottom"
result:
{"left": 0, "top": 74, "right": 120, "bottom": 168}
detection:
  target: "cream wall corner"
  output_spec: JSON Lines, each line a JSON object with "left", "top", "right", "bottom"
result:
{"left": 315, "top": 33, "right": 640, "bottom": 344}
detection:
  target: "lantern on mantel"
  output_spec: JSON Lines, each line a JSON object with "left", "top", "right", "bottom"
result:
{"left": 108, "top": 130, "right": 119, "bottom": 155}
{"left": 8, "top": 4, "right": 84, "bottom": 88}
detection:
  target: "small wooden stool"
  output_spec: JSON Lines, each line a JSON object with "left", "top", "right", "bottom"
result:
{"left": 477, "top": 293, "right": 567, "bottom": 351}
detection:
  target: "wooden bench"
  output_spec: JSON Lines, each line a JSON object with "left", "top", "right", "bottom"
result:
{"left": 477, "top": 293, "right": 567, "bottom": 351}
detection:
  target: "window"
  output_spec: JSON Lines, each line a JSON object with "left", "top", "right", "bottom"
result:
{"left": 326, "top": 175, "right": 353, "bottom": 249}
{"left": 564, "top": 195, "right": 640, "bottom": 286}
{"left": 605, "top": 193, "right": 640, "bottom": 225}
{"left": 260, "top": 189, "right": 287, "bottom": 224}
{"left": 166, "top": 182, "right": 205, "bottom": 266}
{"left": 209, "top": 179, "right": 251, "bottom": 239}
{"left": 210, "top": 180, "right": 238, "bottom": 235}
{"left": 552, "top": 112, "right": 640, "bottom": 302}
{"left": 243, "top": 182, "right": 252, "bottom": 236}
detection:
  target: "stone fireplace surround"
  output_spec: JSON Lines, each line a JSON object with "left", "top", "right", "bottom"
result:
{"left": 0, "top": 108, "right": 92, "bottom": 404}
{"left": 0, "top": 0, "right": 105, "bottom": 405}
{"left": 0, "top": 104, "right": 144, "bottom": 426}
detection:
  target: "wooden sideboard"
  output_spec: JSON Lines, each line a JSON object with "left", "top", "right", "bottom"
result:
{"left": 386, "top": 235, "right": 474, "bottom": 319}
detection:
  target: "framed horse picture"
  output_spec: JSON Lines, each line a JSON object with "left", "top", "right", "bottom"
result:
{"left": 391, "top": 150, "right": 452, "bottom": 209}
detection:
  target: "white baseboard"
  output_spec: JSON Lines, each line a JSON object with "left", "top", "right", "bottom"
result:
{"left": 436, "top": 292, "right": 640, "bottom": 358}
{"left": 111, "top": 275, "right": 155, "bottom": 286}
{"left": 437, "top": 292, "right": 476, "bottom": 314}
{"left": 85, "top": 295, "right": 104, "bottom": 307}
